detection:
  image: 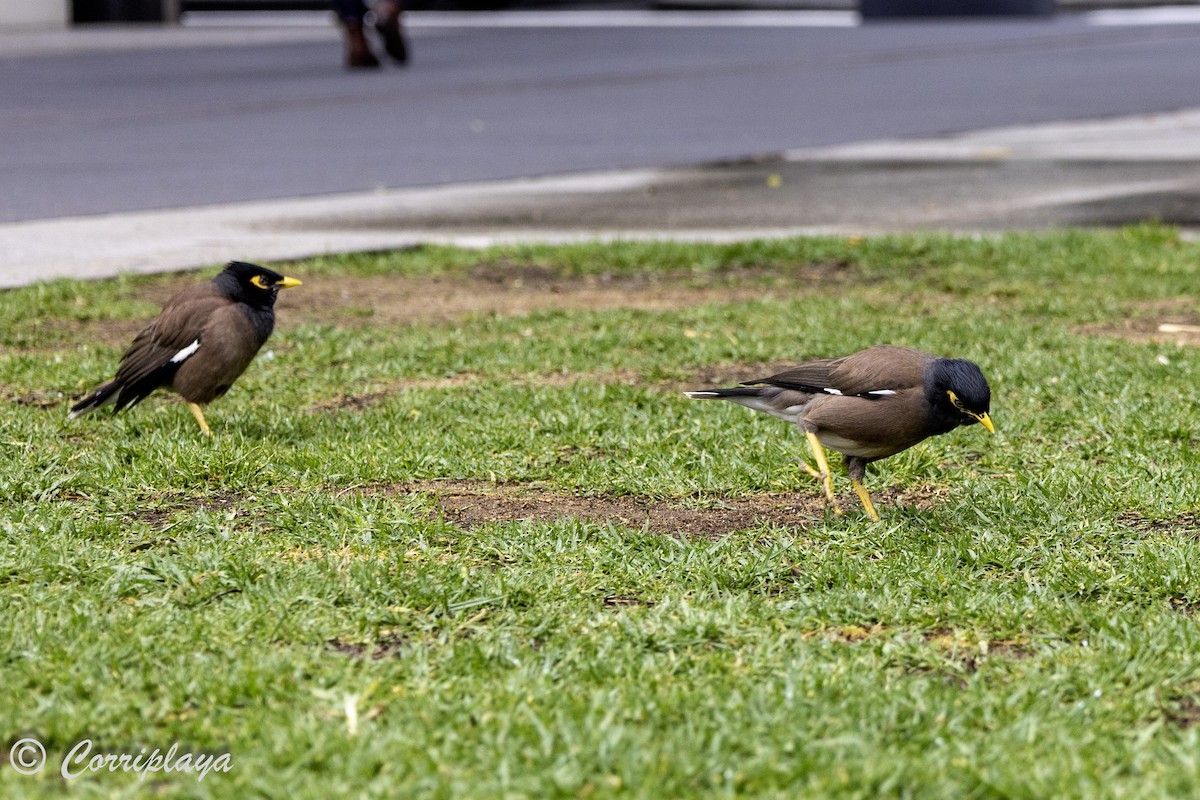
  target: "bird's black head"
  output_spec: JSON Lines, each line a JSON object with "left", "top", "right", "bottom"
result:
{"left": 214, "top": 261, "right": 302, "bottom": 309}
{"left": 926, "top": 358, "right": 995, "bottom": 433}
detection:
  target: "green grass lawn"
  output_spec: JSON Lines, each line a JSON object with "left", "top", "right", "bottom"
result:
{"left": 1, "top": 227, "right": 1199, "bottom": 798}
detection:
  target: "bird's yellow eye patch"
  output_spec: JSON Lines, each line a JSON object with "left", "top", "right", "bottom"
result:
{"left": 250, "top": 275, "right": 270, "bottom": 289}
{"left": 947, "top": 389, "right": 994, "bottom": 432}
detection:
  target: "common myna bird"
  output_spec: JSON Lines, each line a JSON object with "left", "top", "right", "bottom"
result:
{"left": 69, "top": 261, "right": 301, "bottom": 436}
{"left": 685, "top": 345, "right": 994, "bottom": 521}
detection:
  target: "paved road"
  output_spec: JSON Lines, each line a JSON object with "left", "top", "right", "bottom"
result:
{"left": 5, "top": 10, "right": 1200, "bottom": 223}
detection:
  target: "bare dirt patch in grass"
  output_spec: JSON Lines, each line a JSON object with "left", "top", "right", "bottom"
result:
{"left": 310, "top": 390, "right": 399, "bottom": 413}
{"left": 4, "top": 388, "right": 68, "bottom": 409}
{"left": 1165, "top": 696, "right": 1200, "bottom": 728}
{"left": 1078, "top": 299, "right": 1200, "bottom": 347}
{"left": 1117, "top": 510, "right": 1200, "bottom": 536}
{"left": 327, "top": 633, "right": 408, "bottom": 661}
{"left": 925, "top": 629, "right": 1036, "bottom": 668}
{"left": 814, "top": 625, "right": 1036, "bottom": 688}
{"left": 124, "top": 492, "right": 249, "bottom": 543}
{"left": 120, "top": 477, "right": 949, "bottom": 541}
{"left": 393, "top": 479, "right": 824, "bottom": 536}
{"left": 364, "top": 479, "right": 942, "bottom": 537}
{"left": 276, "top": 261, "right": 856, "bottom": 329}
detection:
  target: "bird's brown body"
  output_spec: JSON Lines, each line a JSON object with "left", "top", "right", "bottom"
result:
{"left": 70, "top": 261, "right": 300, "bottom": 435}
{"left": 686, "top": 345, "right": 994, "bottom": 520}
{"left": 117, "top": 286, "right": 267, "bottom": 405}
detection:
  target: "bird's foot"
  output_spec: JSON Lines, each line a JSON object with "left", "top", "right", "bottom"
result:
{"left": 798, "top": 462, "right": 843, "bottom": 516}
{"left": 187, "top": 402, "right": 213, "bottom": 437}
{"left": 852, "top": 478, "right": 880, "bottom": 523}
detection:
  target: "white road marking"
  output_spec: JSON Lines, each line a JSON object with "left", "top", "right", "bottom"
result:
{"left": 1087, "top": 6, "right": 1200, "bottom": 26}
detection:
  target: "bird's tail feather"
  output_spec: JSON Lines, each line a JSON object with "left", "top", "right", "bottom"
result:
{"left": 686, "top": 386, "right": 804, "bottom": 423}
{"left": 68, "top": 382, "right": 119, "bottom": 419}
{"left": 684, "top": 388, "right": 765, "bottom": 400}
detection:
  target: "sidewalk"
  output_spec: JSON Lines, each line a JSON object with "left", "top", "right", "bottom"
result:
{"left": 4, "top": 107, "right": 1200, "bottom": 288}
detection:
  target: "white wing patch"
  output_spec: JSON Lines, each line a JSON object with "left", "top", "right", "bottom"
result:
{"left": 170, "top": 339, "right": 201, "bottom": 364}
{"left": 825, "top": 387, "right": 895, "bottom": 397}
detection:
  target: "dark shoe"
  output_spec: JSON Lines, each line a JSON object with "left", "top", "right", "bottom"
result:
{"left": 374, "top": 2, "right": 409, "bottom": 65}
{"left": 343, "top": 21, "right": 380, "bottom": 69}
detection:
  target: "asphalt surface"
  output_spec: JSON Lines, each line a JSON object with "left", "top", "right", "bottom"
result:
{"left": 4, "top": 8, "right": 1200, "bottom": 286}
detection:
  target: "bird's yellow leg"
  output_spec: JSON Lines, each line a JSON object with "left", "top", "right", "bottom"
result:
{"left": 851, "top": 477, "right": 880, "bottom": 523}
{"left": 804, "top": 431, "right": 842, "bottom": 515}
{"left": 187, "top": 402, "right": 212, "bottom": 437}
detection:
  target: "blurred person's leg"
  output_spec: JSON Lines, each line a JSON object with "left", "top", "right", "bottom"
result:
{"left": 374, "top": 0, "right": 409, "bottom": 65}
{"left": 331, "top": 0, "right": 380, "bottom": 69}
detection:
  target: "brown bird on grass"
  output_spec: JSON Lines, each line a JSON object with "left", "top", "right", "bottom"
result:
{"left": 685, "top": 345, "right": 994, "bottom": 521}
{"left": 69, "top": 261, "right": 301, "bottom": 436}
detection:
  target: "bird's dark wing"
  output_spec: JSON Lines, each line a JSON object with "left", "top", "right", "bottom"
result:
{"left": 110, "top": 286, "right": 228, "bottom": 410}
{"left": 749, "top": 345, "right": 934, "bottom": 398}
{"left": 826, "top": 346, "right": 934, "bottom": 396}
{"left": 741, "top": 357, "right": 844, "bottom": 395}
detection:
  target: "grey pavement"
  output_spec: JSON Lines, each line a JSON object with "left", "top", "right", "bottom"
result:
{"left": 4, "top": 9, "right": 1200, "bottom": 287}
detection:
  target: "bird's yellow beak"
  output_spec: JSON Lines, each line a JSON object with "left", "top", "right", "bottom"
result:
{"left": 975, "top": 412, "right": 995, "bottom": 434}
{"left": 278, "top": 276, "right": 302, "bottom": 289}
